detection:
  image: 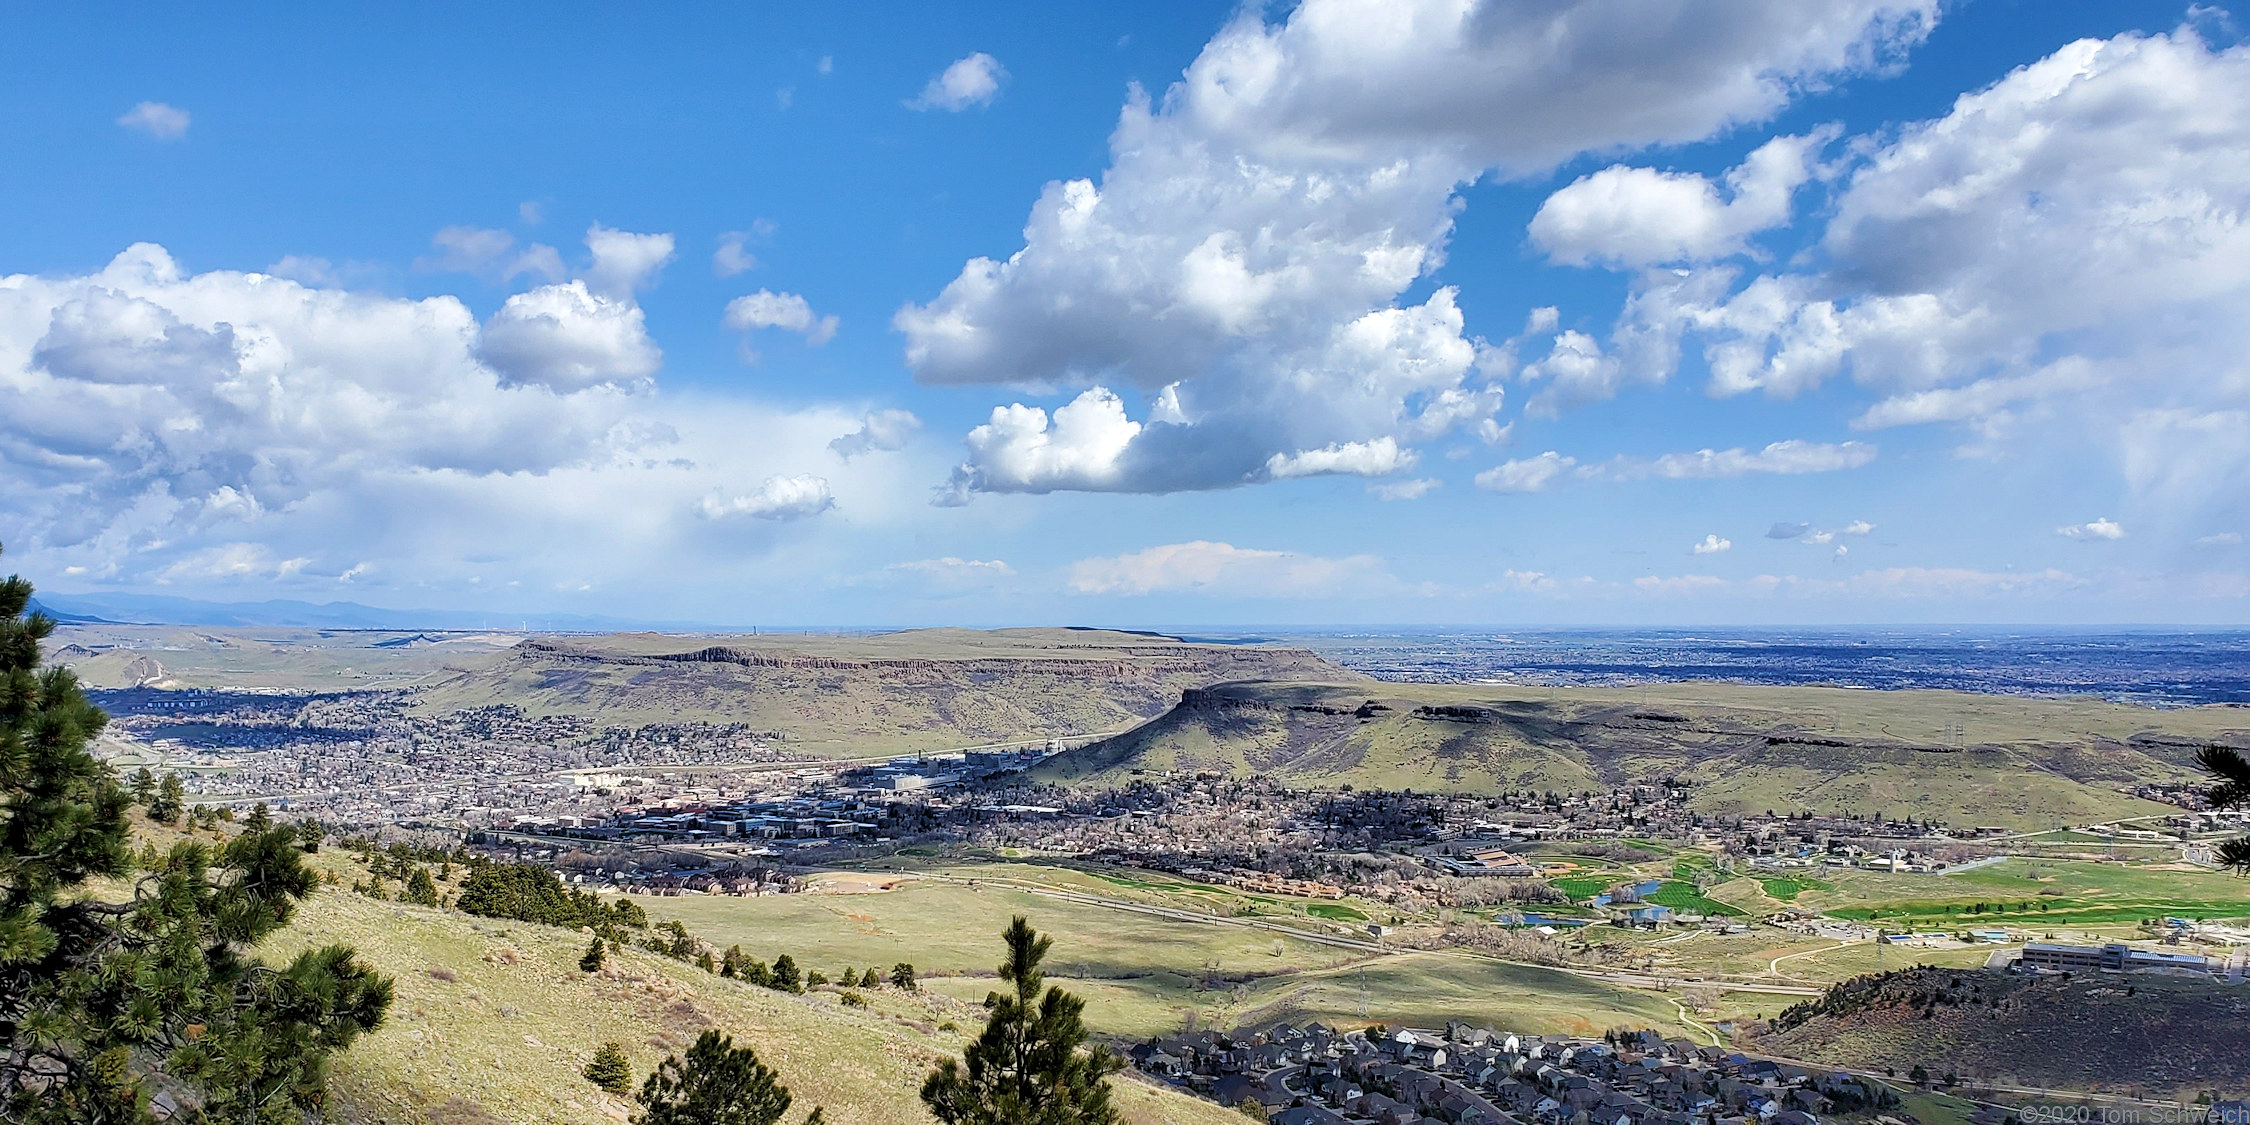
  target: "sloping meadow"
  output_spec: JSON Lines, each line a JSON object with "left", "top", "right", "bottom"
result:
{"left": 270, "top": 889, "right": 1245, "bottom": 1125}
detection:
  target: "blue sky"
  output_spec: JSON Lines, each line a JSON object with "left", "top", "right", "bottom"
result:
{"left": 3, "top": 0, "right": 2247, "bottom": 627}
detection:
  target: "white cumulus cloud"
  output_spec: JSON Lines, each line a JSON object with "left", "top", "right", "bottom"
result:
{"left": 2057, "top": 518, "right": 2125, "bottom": 541}
{"left": 0, "top": 242, "right": 919, "bottom": 598}
{"left": 1602, "top": 440, "right": 1877, "bottom": 481}
{"left": 698, "top": 474, "right": 836, "bottom": 521}
{"left": 1530, "top": 131, "right": 1831, "bottom": 267}
{"left": 1264, "top": 437, "right": 1414, "bottom": 480}
{"left": 885, "top": 557, "right": 1015, "bottom": 591}
{"left": 1594, "top": 28, "right": 2250, "bottom": 522}
{"left": 910, "top": 52, "right": 1006, "bottom": 111}
{"left": 1518, "top": 330, "right": 1625, "bottom": 419}
{"left": 1372, "top": 477, "right": 1439, "bottom": 501}
{"left": 724, "top": 290, "right": 838, "bottom": 361}
{"left": 713, "top": 233, "right": 758, "bottom": 278}
{"left": 580, "top": 226, "right": 676, "bottom": 297}
{"left": 478, "top": 280, "right": 661, "bottom": 390}
{"left": 902, "top": 0, "right": 1936, "bottom": 498}
{"left": 829, "top": 409, "right": 921, "bottom": 459}
{"left": 938, "top": 388, "right": 1143, "bottom": 502}
{"left": 117, "top": 101, "right": 190, "bottom": 140}
{"left": 1475, "top": 452, "right": 1577, "bottom": 494}
{"left": 1692, "top": 534, "right": 1732, "bottom": 555}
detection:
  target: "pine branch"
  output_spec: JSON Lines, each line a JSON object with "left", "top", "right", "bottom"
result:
{"left": 2217, "top": 835, "right": 2250, "bottom": 872}
{"left": 2200, "top": 745, "right": 2250, "bottom": 809}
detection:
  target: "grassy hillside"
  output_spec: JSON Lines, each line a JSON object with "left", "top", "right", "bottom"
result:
{"left": 1751, "top": 967, "right": 2250, "bottom": 1100}
{"left": 268, "top": 886, "right": 1247, "bottom": 1125}
{"left": 616, "top": 867, "right": 1698, "bottom": 1042}
{"left": 278, "top": 862, "right": 1693, "bottom": 1123}
{"left": 1038, "top": 680, "right": 2246, "bottom": 827}
{"left": 411, "top": 629, "right": 1354, "bottom": 752}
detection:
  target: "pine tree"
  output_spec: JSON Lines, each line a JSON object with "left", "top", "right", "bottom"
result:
{"left": 127, "top": 766, "right": 155, "bottom": 803}
{"left": 891, "top": 962, "right": 918, "bottom": 991}
{"left": 244, "top": 801, "right": 273, "bottom": 831}
{"left": 2201, "top": 745, "right": 2250, "bottom": 869}
{"left": 863, "top": 966, "right": 882, "bottom": 988}
{"left": 297, "top": 817, "right": 324, "bottom": 852}
{"left": 721, "top": 944, "right": 745, "bottom": 978}
{"left": 920, "top": 916, "right": 1122, "bottom": 1125}
{"left": 147, "top": 771, "right": 185, "bottom": 824}
{"left": 403, "top": 866, "right": 441, "bottom": 906}
{"left": 633, "top": 1030, "right": 796, "bottom": 1125}
{"left": 770, "top": 952, "right": 803, "bottom": 993}
{"left": 0, "top": 550, "right": 394, "bottom": 1123}
{"left": 582, "top": 933, "right": 608, "bottom": 973}
{"left": 457, "top": 860, "right": 640, "bottom": 929}
{"left": 586, "top": 1041, "right": 635, "bottom": 1094}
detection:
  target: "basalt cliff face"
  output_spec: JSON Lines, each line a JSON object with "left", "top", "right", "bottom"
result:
{"left": 413, "top": 629, "right": 1359, "bottom": 755}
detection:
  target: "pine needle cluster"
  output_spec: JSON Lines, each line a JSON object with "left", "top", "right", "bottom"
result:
{"left": 2199, "top": 745, "right": 2250, "bottom": 870}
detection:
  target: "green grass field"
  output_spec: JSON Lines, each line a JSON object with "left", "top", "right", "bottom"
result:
{"left": 1755, "top": 876, "right": 1832, "bottom": 901}
{"left": 1784, "top": 858, "right": 2250, "bottom": 927}
{"left": 615, "top": 863, "right": 1699, "bottom": 1042}
{"left": 1645, "top": 881, "right": 1745, "bottom": 917}
{"left": 1606, "top": 856, "right": 2250, "bottom": 933}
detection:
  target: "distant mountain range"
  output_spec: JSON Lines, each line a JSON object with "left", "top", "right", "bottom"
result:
{"left": 27, "top": 591, "right": 715, "bottom": 632}
{"left": 25, "top": 598, "right": 116, "bottom": 625}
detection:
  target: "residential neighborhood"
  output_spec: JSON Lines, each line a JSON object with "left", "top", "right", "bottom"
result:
{"left": 1131, "top": 1021, "right": 1905, "bottom": 1125}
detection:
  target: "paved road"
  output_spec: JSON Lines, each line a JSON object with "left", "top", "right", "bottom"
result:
{"left": 1767, "top": 939, "right": 1857, "bottom": 978}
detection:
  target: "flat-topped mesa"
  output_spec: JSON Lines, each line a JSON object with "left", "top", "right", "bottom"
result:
{"left": 1040, "top": 678, "right": 2246, "bottom": 830}
{"left": 415, "top": 629, "right": 1358, "bottom": 754}
{"left": 513, "top": 639, "right": 1341, "bottom": 678}
{"left": 648, "top": 645, "right": 1336, "bottom": 677}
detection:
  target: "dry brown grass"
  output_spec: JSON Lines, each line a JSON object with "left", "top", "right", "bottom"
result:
{"left": 266, "top": 889, "right": 1247, "bottom": 1125}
